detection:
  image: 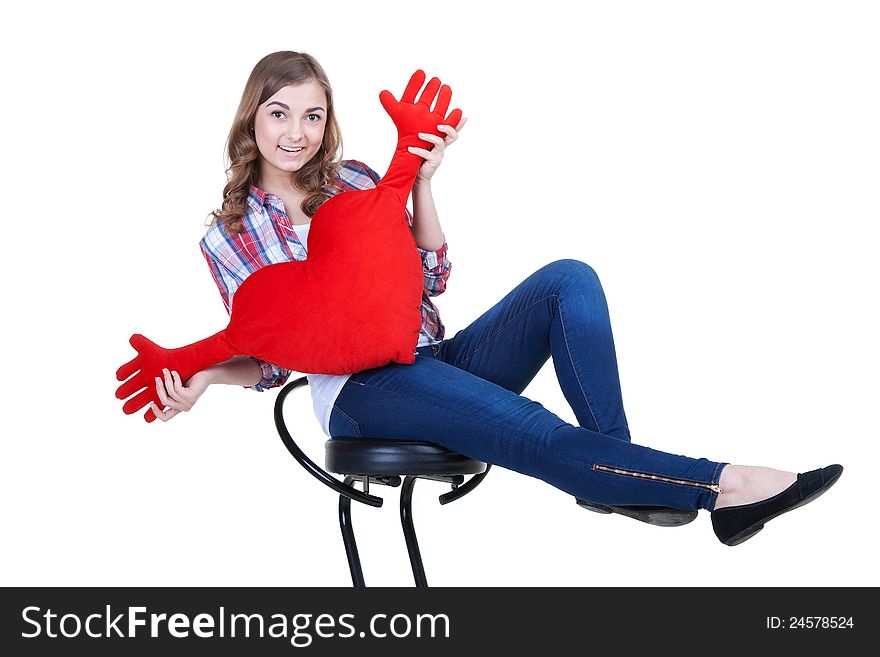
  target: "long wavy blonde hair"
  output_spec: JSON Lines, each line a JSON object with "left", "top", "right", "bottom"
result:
{"left": 209, "top": 51, "right": 343, "bottom": 235}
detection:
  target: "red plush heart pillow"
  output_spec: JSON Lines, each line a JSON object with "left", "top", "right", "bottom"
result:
{"left": 116, "top": 70, "right": 462, "bottom": 422}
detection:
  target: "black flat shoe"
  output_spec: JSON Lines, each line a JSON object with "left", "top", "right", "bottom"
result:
{"left": 711, "top": 464, "right": 843, "bottom": 546}
{"left": 576, "top": 498, "right": 698, "bottom": 527}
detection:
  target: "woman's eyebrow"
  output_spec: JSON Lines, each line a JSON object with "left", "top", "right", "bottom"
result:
{"left": 266, "top": 101, "right": 325, "bottom": 112}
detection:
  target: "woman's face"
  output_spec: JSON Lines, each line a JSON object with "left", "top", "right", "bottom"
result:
{"left": 254, "top": 79, "right": 328, "bottom": 182}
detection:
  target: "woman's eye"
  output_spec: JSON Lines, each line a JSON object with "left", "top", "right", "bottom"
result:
{"left": 307, "top": 113, "right": 322, "bottom": 121}
{"left": 271, "top": 111, "right": 285, "bottom": 119}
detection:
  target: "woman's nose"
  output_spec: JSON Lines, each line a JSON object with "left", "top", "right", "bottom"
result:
{"left": 286, "top": 121, "right": 304, "bottom": 140}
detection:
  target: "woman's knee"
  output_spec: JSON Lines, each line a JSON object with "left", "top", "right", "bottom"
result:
{"left": 539, "top": 258, "right": 602, "bottom": 291}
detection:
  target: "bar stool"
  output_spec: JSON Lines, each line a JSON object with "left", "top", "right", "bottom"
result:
{"left": 274, "top": 376, "right": 491, "bottom": 587}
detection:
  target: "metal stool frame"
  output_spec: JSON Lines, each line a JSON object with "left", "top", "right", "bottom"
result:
{"left": 274, "top": 376, "right": 491, "bottom": 586}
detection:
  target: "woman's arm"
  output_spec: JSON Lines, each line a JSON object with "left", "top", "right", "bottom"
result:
{"left": 411, "top": 178, "right": 446, "bottom": 251}
{"left": 204, "top": 356, "right": 263, "bottom": 386}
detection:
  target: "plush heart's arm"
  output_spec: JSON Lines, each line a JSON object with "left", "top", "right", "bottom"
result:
{"left": 116, "top": 70, "right": 461, "bottom": 423}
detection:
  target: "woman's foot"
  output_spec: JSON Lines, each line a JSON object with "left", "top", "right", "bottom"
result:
{"left": 714, "top": 465, "right": 798, "bottom": 509}
{"left": 710, "top": 464, "right": 843, "bottom": 546}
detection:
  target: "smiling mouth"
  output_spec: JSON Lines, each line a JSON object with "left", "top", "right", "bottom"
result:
{"left": 278, "top": 146, "right": 305, "bottom": 153}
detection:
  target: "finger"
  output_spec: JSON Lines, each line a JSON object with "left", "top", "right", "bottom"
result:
{"left": 150, "top": 402, "right": 169, "bottom": 422}
{"left": 379, "top": 89, "right": 398, "bottom": 115}
{"left": 416, "top": 76, "right": 441, "bottom": 108}
{"left": 116, "top": 354, "right": 140, "bottom": 382}
{"left": 150, "top": 402, "right": 165, "bottom": 422}
{"left": 144, "top": 406, "right": 157, "bottom": 423}
{"left": 116, "top": 374, "right": 146, "bottom": 401}
{"left": 444, "top": 108, "right": 463, "bottom": 131}
{"left": 437, "top": 125, "right": 458, "bottom": 144}
{"left": 164, "top": 368, "right": 185, "bottom": 405}
{"left": 123, "top": 387, "right": 156, "bottom": 415}
{"left": 155, "top": 374, "right": 172, "bottom": 408}
{"left": 401, "top": 70, "right": 426, "bottom": 104}
{"left": 418, "top": 132, "right": 446, "bottom": 148}
{"left": 432, "top": 84, "right": 452, "bottom": 116}
{"left": 407, "top": 146, "right": 435, "bottom": 159}
{"left": 128, "top": 333, "right": 157, "bottom": 353}
{"left": 150, "top": 402, "right": 178, "bottom": 423}
{"left": 169, "top": 370, "right": 192, "bottom": 409}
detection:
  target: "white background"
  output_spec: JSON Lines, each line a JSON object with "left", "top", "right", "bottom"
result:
{"left": 2, "top": 0, "right": 877, "bottom": 587}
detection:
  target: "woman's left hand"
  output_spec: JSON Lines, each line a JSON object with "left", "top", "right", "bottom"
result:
{"left": 410, "top": 116, "right": 467, "bottom": 183}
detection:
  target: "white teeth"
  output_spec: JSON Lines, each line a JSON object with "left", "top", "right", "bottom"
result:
{"left": 279, "top": 146, "right": 305, "bottom": 153}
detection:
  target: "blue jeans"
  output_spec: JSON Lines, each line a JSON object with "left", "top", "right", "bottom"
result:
{"left": 329, "top": 259, "right": 727, "bottom": 511}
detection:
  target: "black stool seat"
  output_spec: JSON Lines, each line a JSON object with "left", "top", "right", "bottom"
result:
{"left": 326, "top": 440, "right": 487, "bottom": 477}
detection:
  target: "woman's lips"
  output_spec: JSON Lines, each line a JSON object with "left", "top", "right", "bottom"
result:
{"left": 278, "top": 145, "right": 305, "bottom": 156}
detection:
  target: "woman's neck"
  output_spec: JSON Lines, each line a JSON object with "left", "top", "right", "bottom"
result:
{"left": 259, "top": 179, "right": 304, "bottom": 200}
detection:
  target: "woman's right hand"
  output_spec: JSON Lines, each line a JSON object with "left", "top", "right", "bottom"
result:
{"left": 150, "top": 368, "right": 211, "bottom": 422}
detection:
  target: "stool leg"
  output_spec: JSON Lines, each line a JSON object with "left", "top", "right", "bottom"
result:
{"left": 400, "top": 476, "right": 428, "bottom": 587}
{"left": 339, "top": 475, "right": 366, "bottom": 587}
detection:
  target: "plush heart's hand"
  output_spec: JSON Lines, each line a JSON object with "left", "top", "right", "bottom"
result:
{"left": 115, "top": 334, "right": 175, "bottom": 423}
{"left": 379, "top": 70, "right": 463, "bottom": 144}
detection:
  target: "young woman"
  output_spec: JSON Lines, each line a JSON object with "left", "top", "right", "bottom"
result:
{"left": 150, "top": 51, "right": 842, "bottom": 546}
